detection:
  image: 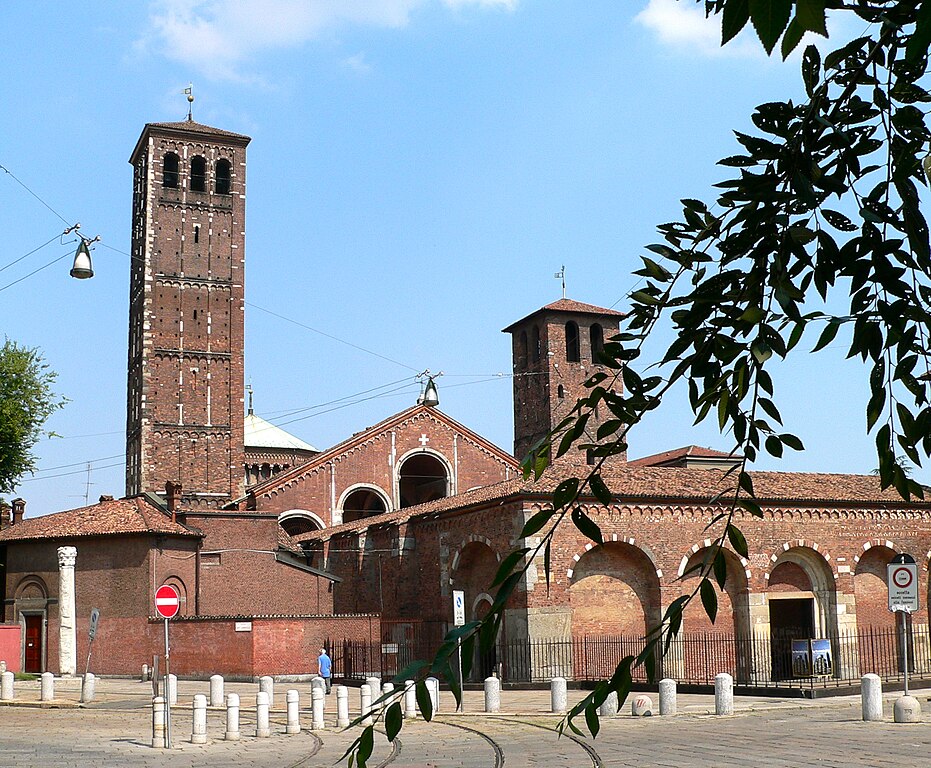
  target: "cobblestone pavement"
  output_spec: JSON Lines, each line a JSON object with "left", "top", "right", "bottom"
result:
{"left": 2, "top": 678, "right": 931, "bottom": 767}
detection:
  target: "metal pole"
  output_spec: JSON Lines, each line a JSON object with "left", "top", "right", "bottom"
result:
{"left": 456, "top": 637, "right": 464, "bottom": 713}
{"left": 903, "top": 610, "right": 910, "bottom": 697}
{"left": 164, "top": 618, "right": 171, "bottom": 748}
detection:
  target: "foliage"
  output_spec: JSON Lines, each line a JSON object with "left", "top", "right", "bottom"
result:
{"left": 0, "top": 339, "right": 64, "bottom": 494}
{"left": 346, "top": 1, "right": 931, "bottom": 761}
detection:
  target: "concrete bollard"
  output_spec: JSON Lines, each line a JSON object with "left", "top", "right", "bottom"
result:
{"left": 256, "top": 691, "right": 270, "bottom": 738}
{"left": 894, "top": 695, "right": 922, "bottom": 723}
{"left": 360, "top": 684, "right": 373, "bottom": 726}
{"left": 631, "top": 694, "right": 653, "bottom": 717}
{"left": 366, "top": 676, "right": 381, "bottom": 704}
{"left": 209, "top": 675, "right": 224, "bottom": 707}
{"left": 382, "top": 682, "right": 395, "bottom": 715}
{"left": 659, "top": 678, "right": 677, "bottom": 716}
{"left": 312, "top": 687, "right": 325, "bottom": 730}
{"left": 225, "top": 693, "right": 241, "bottom": 740}
{"left": 861, "top": 674, "right": 883, "bottom": 721}
{"left": 40, "top": 672, "right": 55, "bottom": 702}
{"left": 426, "top": 676, "right": 440, "bottom": 714}
{"left": 167, "top": 674, "right": 178, "bottom": 706}
{"left": 311, "top": 676, "right": 326, "bottom": 702}
{"left": 152, "top": 696, "right": 166, "bottom": 748}
{"left": 141, "top": 663, "right": 148, "bottom": 682}
{"left": 287, "top": 689, "right": 301, "bottom": 734}
{"left": 404, "top": 679, "right": 417, "bottom": 718}
{"left": 191, "top": 694, "right": 207, "bottom": 744}
{"left": 598, "top": 691, "right": 618, "bottom": 718}
{"left": 550, "top": 677, "right": 567, "bottom": 714}
{"left": 714, "top": 673, "right": 734, "bottom": 716}
{"left": 1, "top": 671, "right": 14, "bottom": 701}
{"left": 484, "top": 676, "right": 500, "bottom": 714}
{"left": 337, "top": 685, "right": 350, "bottom": 728}
{"left": 259, "top": 676, "right": 274, "bottom": 709}
{"left": 0, "top": 661, "right": 6, "bottom": 675}
{"left": 81, "top": 672, "right": 96, "bottom": 703}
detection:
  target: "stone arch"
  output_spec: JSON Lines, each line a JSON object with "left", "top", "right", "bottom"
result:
{"left": 765, "top": 543, "right": 838, "bottom": 641}
{"left": 450, "top": 538, "right": 500, "bottom": 597}
{"left": 15, "top": 575, "right": 48, "bottom": 601}
{"left": 161, "top": 577, "right": 188, "bottom": 617}
{"left": 338, "top": 484, "right": 391, "bottom": 525}
{"left": 278, "top": 508, "right": 326, "bottom": 537}
{"left": 396, "top": 448, "right": 452, "bottom": 508}
{"left": 449, "top": 534, "right": 500, "bottom": 575}
{"left": 854, "top": 541, "right": 898, "bottom": 631}
{"left": 678, "top": 545, "right": 751, "bottom": 637}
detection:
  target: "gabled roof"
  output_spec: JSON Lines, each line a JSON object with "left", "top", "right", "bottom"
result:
{"left": 239, "top": 404, "right": 518, "bottom": 505}
{"left": 245, "top": 412, "right": 318, "bottom": 453}
{"left": 130, "top": 119, "right": 251, "bottom": 163}
{"left": 0, "top": 496, "right": 200, "bottom": 543}
{"left": 502, "top": 298, "right": 626, "bottom": 333}
{"left": 627, "top": 445, "right": 740, "bottom": 468}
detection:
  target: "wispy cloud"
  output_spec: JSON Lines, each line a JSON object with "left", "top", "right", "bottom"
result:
{"left": 139, "top": 0, "right": 517, "bottom": 80}
{"left": 634, "top": 0, "right": 761, "bottom": 58}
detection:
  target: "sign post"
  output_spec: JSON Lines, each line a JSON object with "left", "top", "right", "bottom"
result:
{"left": 80, "top": 608, "right": 100, "bottom": 703}
{"left": 887, "top": 553, "right": 918, "bottom": 696}
{"left": 155, "top": 585, "right": 180, "bottom": 748}
{"left": 453, "top": 590, "right": 465, "bottom": 714}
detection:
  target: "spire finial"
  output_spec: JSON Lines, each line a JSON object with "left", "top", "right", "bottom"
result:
{"left": 184, "top": 83, "right": 194, "bottom": 121}
{"left": 554, "top": 265, "right": 566, "bottom": 298}
{"left": 246, "top": 382, "right": 254, "bottom": 415}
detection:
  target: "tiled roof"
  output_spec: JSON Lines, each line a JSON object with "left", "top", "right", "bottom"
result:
{"left": 296, "top": 463, "right": 929, "bottom": 543}
{"left": 627, "top": 445, "right": 738, "bottom": 467}
{"left": 146, "top": 120, "right": 251, "bottom": 140}
{"left": 502, "top": 298, "right": 625, "bottom": 332}
{"left": 0, "top": 496, "right": 199, "bottom": 543}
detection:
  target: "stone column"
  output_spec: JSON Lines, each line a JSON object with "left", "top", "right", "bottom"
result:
{"left": 57, "top": 546, "right": 78, "bottom": 677}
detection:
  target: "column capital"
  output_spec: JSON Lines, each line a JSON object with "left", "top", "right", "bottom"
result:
{"left": 57, "top": 546, "right": 77, "bottom": 569}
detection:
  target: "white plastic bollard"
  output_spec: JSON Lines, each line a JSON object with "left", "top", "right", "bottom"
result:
{"left": 659, "top": 678, "right": 677, "bottom": 716}
{"left": 1, "top": 671, "right": 14, "bottom": 701}
{"left": 312, "top": 687, "right": 325, "bottom": 730}
{"left": 152, "top": 696, "right": 166, "bottom": 748}
{"left": 426, "top": 676, "right": 440, "bottom": 714}
{"left": 287, "top": 689, "right": 301, "bottom": 734}
{"left": 191, "top": 694, "right": 207, "bottom": 744}
{"left": 861, "top": 674, "right": 883, "bottom": 722}
{"left": 209, "top": 675, "right": 224, "bottom": 707}
{"left": 337, "top": 685, "right": 350, "bottom": 728}
{"left": 404, "top": 679, "right": 417, "bottom": 718}
{"left": 484, "top": 676, "right": 500, "bottom": 713}
{"left": 167, "top": 674, "right": 178, "bottom": 706}
{"left": 714, "top": 673, "right": 734, "bottom": 716}
{"left": 40, "top": 672, "right": 55, "bottom": 702}
{"left": 141, "top": 663, "right": 149, "bottom": 682}
{"left": 598, "top": 691, "right": 618, "bottom": 717}
{"left": 631, "top": 694, "right": 653, "bottom": 716}
{"left": 225, "top": 693, "right": 241, "bottom": 740}
{"left": 259, "top": 675, "right": 274, "bottom": 709}
{"left": 256, "top": 691, "right": 270, "bottom": 738}
{"left": 551, "top": 677, "right": 567, "bottom": 714}
{"left": 361, "top": 684, "right": 373, "bottom": 726}
{"left": 81, "top": 672, "right": 96, "bottom": 703}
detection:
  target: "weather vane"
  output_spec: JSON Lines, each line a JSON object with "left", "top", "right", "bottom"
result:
{"left": 554, "top": 265, "right": 566, "bottom": 298}
{"left": 184, "top": 84, "right": 194, "bottom": 121}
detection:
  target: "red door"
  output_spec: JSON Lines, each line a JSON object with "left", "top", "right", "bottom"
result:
{"left": 23, "top": 615, "right": 42, "bottom": 673}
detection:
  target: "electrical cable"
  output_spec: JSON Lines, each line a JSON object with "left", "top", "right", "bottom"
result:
{"left": 0, "top": 233, "right": 61, "bottom": 274}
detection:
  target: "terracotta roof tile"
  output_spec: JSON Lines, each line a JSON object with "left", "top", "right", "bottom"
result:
{"left": 627, "top": 445, "right": 739, "bottom": 467}
{"left": 502, "top": 298, "right": 625, "bottom": 332}
{"left": 146, "top": 120, "right": 251, "bottom": 140}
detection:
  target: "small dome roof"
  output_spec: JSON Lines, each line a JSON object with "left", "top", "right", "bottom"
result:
{"left": 244, "top": 412, "right": 318, "bottom": 453}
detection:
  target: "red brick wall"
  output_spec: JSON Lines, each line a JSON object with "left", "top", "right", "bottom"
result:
{"left": 769, "top": 562, "right": 812, "bottom": 592}
{"left": 854, "top": 546, "right": 897, "bottom": 630}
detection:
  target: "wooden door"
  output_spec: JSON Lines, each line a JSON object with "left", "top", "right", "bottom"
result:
{"left": 23, "top": 615, "right": 42, "bottom": 673}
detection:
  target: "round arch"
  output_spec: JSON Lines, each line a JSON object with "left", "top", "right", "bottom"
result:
{"left": 278, "top": 508, "right": 326, "bottom": 536}
{"left": 160, "top": 576, "right": 188, "bottom": 617}
{"left": 853, "top": 541, "right": 898, "bottom": 631}
{"left": 678, "top": 545, "right": 751, "bottom": 635}
{"left": 396, "top": 447, "right": 454, "bottom": 508}
{"left": 336, "top": 484, "right": 391, "bottom": 526}
{"left": 765, "top": 543, "right": 838, "bottom": 642}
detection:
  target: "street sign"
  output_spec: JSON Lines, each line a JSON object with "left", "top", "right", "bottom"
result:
{"left": 888, "top": 554, "right": 919, "bottom": 613}
{"left": 88, "top": 608, "right": 100, "bottom": 641}
{"left": 453, "top": 589, "right": 465, "bottom": 626}
{"left": 155, "top": 585, "right": 181, "bottom": 619}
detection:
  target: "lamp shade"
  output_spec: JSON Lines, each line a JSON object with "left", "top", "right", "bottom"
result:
{"left": 421, "top": 378, "right": 439, "bottom": 407}
{"left": 70, "top": 240, "right": 94, "bottom": 279}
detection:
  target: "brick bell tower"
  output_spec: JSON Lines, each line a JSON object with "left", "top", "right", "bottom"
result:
{"left": 126, "top": 118, "right": 250, "bottom": 507}
{"left": 503, "top": 298, "right": 626, "bottom": 465}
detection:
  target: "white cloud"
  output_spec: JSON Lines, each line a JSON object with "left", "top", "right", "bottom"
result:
{"left": 634, "top": 0, "right": 761, "bottom": 58}
{"left": 343, "top": 52, "right": 372, "bottom": 75}
{"left": 140, "top": 0, "right": 518, "bottom": 80}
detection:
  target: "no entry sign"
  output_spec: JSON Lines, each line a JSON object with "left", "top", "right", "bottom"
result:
{"left": 155, "top": 585, "right": 181, "bottom": 619}
{"left": 888, "top": 554, "right": 919, "bottom": 613}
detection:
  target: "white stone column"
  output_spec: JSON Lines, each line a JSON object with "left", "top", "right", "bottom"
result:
{"left": 57, "top": 546, "right": 78, "bottom": 677}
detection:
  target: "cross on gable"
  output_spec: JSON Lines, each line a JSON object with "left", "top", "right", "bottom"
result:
{"left": 419, "top": 434, "right": 430, "bottom": 446}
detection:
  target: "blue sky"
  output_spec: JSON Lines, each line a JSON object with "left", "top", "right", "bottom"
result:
{"left": 2, "top": 1, "right": 887, "bottom": 516}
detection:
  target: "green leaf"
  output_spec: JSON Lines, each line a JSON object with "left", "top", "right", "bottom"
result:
{"left": 357, "top": 726, "right": 374, "bottom": 766}
{"left": 907, "top": 0, "right": 931, "bottom": 63}
{"left": 811, "top": 321, "right": 839, "bottom": 352}
{"left": 727, "top": 524, "right": 749, "bottom": 558}
{"left": 588, "top": 473, "right": 613, "bottom": 505}
{"left": 571, "top": 506, "right": 604, "bottom": 545}
{"left": 795, "top": 0, "right": 827, "bottom": 36}
{"left": 765, "top": 435, "right": 783, "bottom": 458}
{"left": 415, "top": 680, "right": 433, "bottom": 722}
{"left": 584, "top": 703, "right": 600, "bottom": 738}
{"left": 553, "top": 478, "right": 580, "bottom": 511}
{"left": 801, "top": 44, "right": 821, "bottom": 97}
{"left": 700, "top": 578, "right": 718, "bottom": 624}
{"left": 385, "top": 702, "right": 403, "bottom": 741}
{"left": 780, "top": 16, "right": 804, "bottom": 59}
{"left": 722, "top": 0, "right": 750, "bottom": 45}
{"left": 520, "top": 509, "right": 554, "bottom": 538}
{"left": 748, "top": 0, "right": 791, "bottom": 55}
{"left": 491, "top": 548, "right": 529, "bottom": 587}
{"left": 712, "top": 549, "right": 728, "bottom": 590}
{"left": 780, "top": 433, "right": 804, "bottom": 451}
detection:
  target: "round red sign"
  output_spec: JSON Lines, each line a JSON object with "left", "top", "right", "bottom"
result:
{"left": 155, "top": 584, "right": 180, "bottom": 619}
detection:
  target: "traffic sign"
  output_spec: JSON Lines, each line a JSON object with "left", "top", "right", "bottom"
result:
{"left": 453, "top": 589, "right": 465, "bottom": 627}
{"left": 888, "top": 554, "right": 919, "bottom": 613}
{"left": 155, "top": 585, "right": 181, "bottom": 619}
{"left": 88, "top": 608, "right": 100, "bottom": 641}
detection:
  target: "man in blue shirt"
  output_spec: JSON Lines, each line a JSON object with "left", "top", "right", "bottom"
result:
{"left": 318, "top": 647, "right": 332, "bottom": 693}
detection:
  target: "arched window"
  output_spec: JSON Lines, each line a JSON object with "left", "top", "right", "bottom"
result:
{"left": 215, "top": 159, "right": 231, "bottom": 195}
{"left": 531, "top": 325, "right": 541, "bottom": 363}
{"left": 190, "top": 156, "right": 206, "bottom": 192}
{"left": 566, "top": 321, "right": 580, "bottom": 362}
{"left": 163, "top": 153, "right": 180, "bottom": 188}
{"left": 590, "top": 323, "right": 604, "bottom": 363}
{"left": 399, "top": 454, "right": 448, "bottom": 508}
{"left": 342, "top": 488, "right": 388, "bottom": 524}
{"left": 558, "top": 384, "right": 565, "bottom": 399}
{"left": 518, "top": 331, "right": 528, "bottom": 366}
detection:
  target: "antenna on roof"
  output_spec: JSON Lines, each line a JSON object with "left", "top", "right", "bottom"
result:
{"left": 554, "top": 265, "right": 566, "bottom": 298}
{"left": 246, "top": 382, "right": 254, "bottom": 416}
{"left": 184, "top": 83, "right": 194, "bottom": 121}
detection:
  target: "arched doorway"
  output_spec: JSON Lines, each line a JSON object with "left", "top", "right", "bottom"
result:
{"left": 450, "top": 540, "right": 501, "bottom": 681}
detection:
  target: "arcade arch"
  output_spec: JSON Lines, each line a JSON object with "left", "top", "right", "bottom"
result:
{"left": 397, "top": 450, "right": 451, "bottom": 508}
{"left": 339, "top": 485, "right": 390, "bottom": 525}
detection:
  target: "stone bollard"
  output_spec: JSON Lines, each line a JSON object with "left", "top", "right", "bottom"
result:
{"left": 225, "top": 693, "right": 241, "bottom": 740}
{"left": 426, "top": 676, "right": 440, "bottom": 714}
{"left": 311, "top": 676, "right": 326, "bottom": 702}
{"left": 167, "top": 674, "right": 178, "bottom": 706}
{"left": 337, "top": 685, "right": 350, "bottom": 728}
{"left": 861, "top": 674, "right": 883, "bottom": 721}
{"left": 360, "top": 684, "right": 373, "bottom": 726}
{"left": 382, "top": 682, "right": 395, "bottom": 714}
{"left": 894, "top": 695, "right": 922, "bottom": 723}
{"left": 41, "top": 672, "right": 55, "bottom": 701}
{"left": 191, "top": 694, "right": 207, "bottom": 744}
{"left": 404, "top": 679, "right": 417, "bottom": 718}
{"left": 598, "top": 691, "right": 618, "bottom": 718}
{"left": 0, "top": 661, "right": 6, "bottom": 675}
{"left": 366, "top": 676, "right": 381, "bottom": 705}
{"left": 259, "top": 676, "right": 274, "bottom": 709}
{"left": 141, "top": 663, "right": 149, "bottom": 682}
{"left": 714, "top": 673, "right": 734, "bottom": 716}
{"left": 659, "top": 678, "right": 677, "bottom": 716}
{"left": 152, "top": 696, "right": 166, "bottom": 748}
{"left": 484, "top": 676, "right": 500, "bottom": 714}
{"left": 81, "top": 672, "right": 96, "bottom": 703}
{"left": 550, "top": 677, "right": 567, "bottom": 714}
{"left": 256, "top": 691, "right": 270, "bottom": 738}
{"left": 631, "top": 694, "right": 653, "bottom": 717}
{"left": 209, "top": 675, "right": 224, "bottom": 708}
{"left": 312, "top": 686, "right": 325, "bottom": 730}
{"left": 1, "top": 671, "right": 14, "bottom": 701}
{"left": 287, "top": 689, "right": 301, "bottom": 734}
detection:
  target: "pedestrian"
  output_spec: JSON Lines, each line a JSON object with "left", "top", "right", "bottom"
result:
{"left": 318, "top": 647, "right": 332, "bottom": 694}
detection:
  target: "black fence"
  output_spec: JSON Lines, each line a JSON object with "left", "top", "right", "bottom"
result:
{"left": 327, "top": 624, "right": 931, "bottom": 690}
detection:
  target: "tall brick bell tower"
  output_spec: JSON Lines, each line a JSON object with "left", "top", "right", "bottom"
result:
{"left": 504, "top": 299, "right": 627, "bottom": 465}
{"left": 126, "top": 118, "right": 251, "bottom": 507}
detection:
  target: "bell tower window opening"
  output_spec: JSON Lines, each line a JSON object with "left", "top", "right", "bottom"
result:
{"left": 531, "top": 325, "right": 541, "bottom": 363}
{"left": 193, "top": 225, "right": 200, "bottom": 244}
{"left": 342, "top": 488, "right": 388, "bottom": 524}
{"left": 163, "top": 153, "right": 180, "bottom": 188}
{"left": 590, "top": 323, "right": 604, "bottom": 363}
{"left": 566, "top": 321, "right": 580, "bottom": 362}
{"left": 518, "top": 330, "right": 528, "bottom": 367}
{"left": 215, "top": 159, "right": 231, "bottom": 195}
{"left": 398, "top": 454, "right": 448, "bottom": 508}
{"left": 190, "top": 156, "right": 207, "bottom": 192}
